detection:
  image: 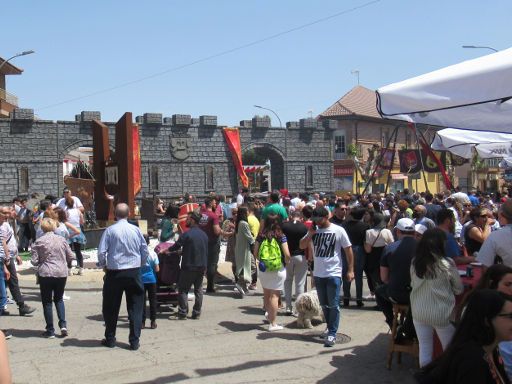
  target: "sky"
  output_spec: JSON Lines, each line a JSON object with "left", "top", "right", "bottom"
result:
{"left": 3, "top": 0, "right": 511, "bottom": 126}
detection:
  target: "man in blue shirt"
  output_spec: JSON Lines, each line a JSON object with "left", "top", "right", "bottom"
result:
{"left": 97, "top": 203, "right": 148, "bottom": 350}
{"left": 437, "top": 208, "right": 469, "bottom": 264}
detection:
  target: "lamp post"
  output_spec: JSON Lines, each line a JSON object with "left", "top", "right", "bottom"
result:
{"left": 0, "top": 50, "right": 35, "bottom": 72}
{"left": 462, "top": 45, "right": 498, "bottom": 53}
{"left": 254, "top": 104, "right": 287, "bottom": 189}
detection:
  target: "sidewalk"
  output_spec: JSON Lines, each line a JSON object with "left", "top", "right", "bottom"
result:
{"left": 6, "top": 257, "right": 418, "bottom": 383}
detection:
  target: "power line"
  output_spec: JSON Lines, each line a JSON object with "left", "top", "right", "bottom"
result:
{"left": 36, "top": 0, "right": 382, "bottom": 111}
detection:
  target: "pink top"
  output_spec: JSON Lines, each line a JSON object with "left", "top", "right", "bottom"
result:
{"left": 31, "top": 232, "right": 74, "bottom": 277}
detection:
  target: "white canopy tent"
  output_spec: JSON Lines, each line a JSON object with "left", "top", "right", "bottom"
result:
{"left": 376, "top": 47, "right": 512, "bottom": 134}
{"left": 431, "top": 128, "right": 512, "bottom": 159}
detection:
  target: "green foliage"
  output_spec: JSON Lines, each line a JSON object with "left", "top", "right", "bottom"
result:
{"left": 69, "top": 161, "right": 94, "bottom": 179}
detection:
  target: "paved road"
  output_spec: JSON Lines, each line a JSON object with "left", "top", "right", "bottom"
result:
{"left": 3, "top": 263, "right": 417, "bottom": 384}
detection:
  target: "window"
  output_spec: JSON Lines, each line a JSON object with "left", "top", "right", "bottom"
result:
{"left": 149, "top": 165, "right": 159, "bottom": 191}
{"left": 18, "top": 167, "right": 29, "bottom": 194}
{"left": 205, "top": 165, "right": 214, "bottom": 191}
{"left": 305, "top": 165, "right": 313, "bottom": 188}
{"left": 485, "top": 158, "right": 501, "bottom": 168}
{"left": 334, "top": 135, "right": 345, "bottom": 153}
{"left": 334, "top": 130, "right": 346, "bottom": 160}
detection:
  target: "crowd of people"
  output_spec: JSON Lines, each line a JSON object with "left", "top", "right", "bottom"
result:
{"left": 3, "top": 186, "right": 512, "bottom": 382}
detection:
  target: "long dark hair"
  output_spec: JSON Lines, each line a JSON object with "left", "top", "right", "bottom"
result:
{"left": 261, "top": 215, "right": 283, "bottom": 241}
{"left": 475, "top": 264, "right": 512, "bottom": 291}
{"left": 413, "top": 228, "right": 446, "bottom": 279}
{"left": 422, "top": 290, "right": 512, "bottom": 382}
{"left": 235, "top": 206, "right": 249, "bottom": 233}
{"left": 369, "top": 211, "right": 386, "bottom": 230}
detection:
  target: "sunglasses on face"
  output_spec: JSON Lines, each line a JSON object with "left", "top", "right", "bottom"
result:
{"left": 497, "top": 313, "right": 512, "bottom": 319}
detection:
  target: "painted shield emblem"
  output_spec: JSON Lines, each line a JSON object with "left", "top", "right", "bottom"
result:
{"left": 170, "top": 135, "right": 191, "bottom": 160}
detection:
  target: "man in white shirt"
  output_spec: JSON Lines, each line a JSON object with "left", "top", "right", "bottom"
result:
{"left": 477, "top": 199, "right": 512, "bottom": 267}
{"left": 56, "top": 187, "right": 84, "bottom": 213}
{"left": 300, "top": 206, "right": 354, "bottom": 348}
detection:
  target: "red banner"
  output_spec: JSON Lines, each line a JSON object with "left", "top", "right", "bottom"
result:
{"left": 132, "top": 124, "right": 142, "bottom": 195}
{"left": 222, "top": 128, "right": 249, "bottom": 188}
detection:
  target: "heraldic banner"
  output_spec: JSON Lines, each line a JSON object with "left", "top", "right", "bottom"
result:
{"left": 222, "top": 128, "right": 249, "bottom": 188}
{"left": 398, "top": 149, "right": 447, "bottom": 173}
{"left": 133, "top": 124, "right": 142, "bottom": 195}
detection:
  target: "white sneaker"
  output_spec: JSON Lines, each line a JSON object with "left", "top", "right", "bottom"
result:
{"left": 268, "top": 324, "right": 284, "bottom": 332}
{"left": 264, "top": 312, "right": 269, "bottom": 323}
{"left": 364, "top": 293, "right": 376, "bottom": 301}
{"left": 63, "top": 294, "right": 71, "bottom": 301}
{"left": 235, "top": 283, "right": 245, "bottom": 296}
{"left": 77, "top": 268, "right": 84, "bottom": 276}
{"left": 6, "top": 298, "right": 15, "bottom": 305}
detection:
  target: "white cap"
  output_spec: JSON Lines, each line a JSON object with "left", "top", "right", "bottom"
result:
{"left": 395, "top": 218, "right": 415, "bottom": 232}
{"left": 414, "top": 224, "right": 428, "bottom": 235}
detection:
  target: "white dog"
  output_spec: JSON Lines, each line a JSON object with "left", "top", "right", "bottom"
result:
{"left": 295, "top": 289, "right": 324, "bottom": 329}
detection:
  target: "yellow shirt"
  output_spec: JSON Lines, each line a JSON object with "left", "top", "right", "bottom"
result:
{"left": 247, "top": 214, "right": 260, "bottom": 238}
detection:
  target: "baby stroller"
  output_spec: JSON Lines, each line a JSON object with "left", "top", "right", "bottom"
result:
{"left": 154, "top": 242, "right": 181, "bottom": 311}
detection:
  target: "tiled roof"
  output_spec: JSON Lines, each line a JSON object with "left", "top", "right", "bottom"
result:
{"left": 320, "top": 85, "right": 381, "bottom": 119}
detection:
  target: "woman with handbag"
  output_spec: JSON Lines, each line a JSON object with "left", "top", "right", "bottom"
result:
{"left": 31, "top": 218, "right": 74, "bottom": 338}
{"left": 364, "top": 212, "right": 394, "bottom": 299}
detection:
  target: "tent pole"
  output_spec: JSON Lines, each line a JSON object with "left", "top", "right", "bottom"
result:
{"left": 411, "top": 124, "right": 430, "bottom": 192}
{"left": 362, "top": 125, "right": 399, "bottom": 195}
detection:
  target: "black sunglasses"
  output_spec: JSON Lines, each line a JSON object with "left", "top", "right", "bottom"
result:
{"left": 497, "top": 313, "right": 512, "bottom": 319}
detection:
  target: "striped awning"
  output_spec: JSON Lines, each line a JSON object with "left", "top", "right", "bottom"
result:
{"left": 243, "top": 165, "right": 269, "bottom": 173}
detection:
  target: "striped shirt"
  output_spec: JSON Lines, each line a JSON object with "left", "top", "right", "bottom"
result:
{"left": 410, "top": 257, "right": 463, "bottom": 327}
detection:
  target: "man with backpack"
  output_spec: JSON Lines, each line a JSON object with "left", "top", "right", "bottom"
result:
{"left": 300, "top": 206, "right": 354, "bottom": 347}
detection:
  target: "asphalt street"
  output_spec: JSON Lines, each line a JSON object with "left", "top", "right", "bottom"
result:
{"left": 3, "top": 262, "right": 417, "bottom": 384}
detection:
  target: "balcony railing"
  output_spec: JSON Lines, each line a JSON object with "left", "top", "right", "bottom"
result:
{"left": 0, "top": 88, "right": 18, "bottom": 106}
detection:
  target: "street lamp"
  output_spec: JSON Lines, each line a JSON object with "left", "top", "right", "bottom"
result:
{"left": 462, "top": 45, "right": 498, "bottom": 53}
{"left": 253, "top": 105, "right": 282, "bottom": 129}
{"left": 0, "top": 50, "right": 35, "bottom": 72}
{"left": 254, "top": 104, "right": 287, "bottom": 188}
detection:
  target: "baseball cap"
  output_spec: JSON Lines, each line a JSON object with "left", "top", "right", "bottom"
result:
{"left": 414, "top": 224, "right": 428, "bottom": 235}
{"left": 395, "top": 218, "right": 415, "bottom": 232}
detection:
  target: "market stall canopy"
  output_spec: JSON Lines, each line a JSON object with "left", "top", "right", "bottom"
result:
{"left": 376, "top": 47, "right": 512, "bottom": 133}
{"left": 432, "top": 128, "right": 512, "bottom": 159}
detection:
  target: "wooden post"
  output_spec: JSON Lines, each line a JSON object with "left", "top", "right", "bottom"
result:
{"left": 115, "top": 112, "right": 135, "bottom": 218}
{"left": 92, "top": 120, "right": 114, "bottom": 221}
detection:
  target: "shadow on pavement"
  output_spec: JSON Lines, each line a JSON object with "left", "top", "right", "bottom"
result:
{"left": 60, "top": 338, "right": 108, "bottom": 348}
{"left": 217, "top": 321, "right": 266, "bottom": 332}
{"left": 11, "top": 328, "right": 48, "bottom": 338}
{"left": 126, "top": 373, "right": 190, "bottom": 383}
{"left": 316, "top": 333, "right": 417, "bottom": 384}
{"left": 256, "top": 331, "right": 325, "bottom": 344}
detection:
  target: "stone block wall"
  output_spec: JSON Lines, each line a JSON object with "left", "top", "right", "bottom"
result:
{"left": 0, "top": 110, "right": 334, "bottom": 204}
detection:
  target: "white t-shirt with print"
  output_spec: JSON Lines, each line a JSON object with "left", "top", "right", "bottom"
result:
{"left": 312, "top": 223, "right": 351, "bottom": 278}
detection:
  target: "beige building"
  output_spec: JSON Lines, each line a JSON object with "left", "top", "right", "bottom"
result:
{"left": 319, "top": 86, "right": 443, "bottom": 194}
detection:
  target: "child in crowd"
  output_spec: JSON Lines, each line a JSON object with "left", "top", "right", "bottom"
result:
{"left": 141, "top": 235, "right": 160, "bottom": 329}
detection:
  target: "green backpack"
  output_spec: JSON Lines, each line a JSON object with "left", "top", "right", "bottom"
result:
{"left": 259, "top": 237, "right": 283, "bottom": 271}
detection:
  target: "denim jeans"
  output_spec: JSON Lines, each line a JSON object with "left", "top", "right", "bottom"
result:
{"left": 0, "top": 263, "right": 7, "bottom": 310}
{"left": 39, "top": 276, "right": 67, "bottom": 333}
{"left": 314, "top": 276, "right": 341, "bottom": 337}
{"left": 342, "top": 245, "right": 365, "bottom": 301}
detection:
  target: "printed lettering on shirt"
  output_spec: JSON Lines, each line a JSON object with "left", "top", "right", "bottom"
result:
{"left": 312, "top": 233, "right": 336, "bottom": 258}
{"left": 199, "top": 214, "right": 209, "bottom": 226}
